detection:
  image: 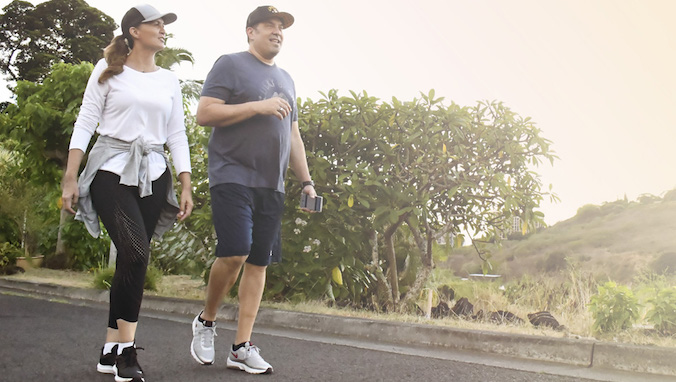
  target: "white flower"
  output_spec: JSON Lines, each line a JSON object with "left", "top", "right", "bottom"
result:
{"left": 295, "top": 218, "right": 307, "bottom": 226}
{"left": 293, "top": 228, "right": 301, "bottom": 235}
{"left": 303, "top": 246, "right": 312, "bottom": 253}
{"left": 313, "top": 239, "right": 321, "bottom": 246}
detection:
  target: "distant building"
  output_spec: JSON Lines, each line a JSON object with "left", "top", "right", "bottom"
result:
{"left": 498, "top": 216, "right": 543, "bottom": 239}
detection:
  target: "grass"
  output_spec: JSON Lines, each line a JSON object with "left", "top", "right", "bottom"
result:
{"left": 5, "top": 267, "right": 676, "bottom": 349}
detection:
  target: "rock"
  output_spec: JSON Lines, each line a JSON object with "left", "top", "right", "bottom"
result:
{"left": 488, "top": 310, "right": 525, "bottom": 325}
{"left": 431, "top": 301, "right": 450, "bottom": 318}
{"left": 528, "top": 311, "right": 565, "bottom": 331}
{"left": 451, "top": 297, "right": 474, "bottom": 318}
{"left": 472, "top": 309, "right": 485, "bottom": 321}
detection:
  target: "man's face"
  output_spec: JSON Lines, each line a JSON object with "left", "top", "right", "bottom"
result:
{"left": 248, "top": 18, "right": 285, "bottom": 59}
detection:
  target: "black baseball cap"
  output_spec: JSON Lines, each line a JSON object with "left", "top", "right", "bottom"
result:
{"left": 121, "top": 4, "right": 177, "bottom": 37}
{"left": 246, "top": 6, "right": 294, "bottom": 29}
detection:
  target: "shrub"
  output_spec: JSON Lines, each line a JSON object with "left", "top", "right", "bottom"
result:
{"left": 599, "top": 200, "right": 628, "bottom": 216}
{"left": 92, "top": 267, "right": 115, "bottom": 290}
{"left": 543, "top": 251, "right": 567, "bottom": 272}
{"left": 144, "top": 266, "right": 163, "bottom": 291}
{"left": 646, "top": 287, "right": 676, "bottom": 335}
{"left": 638, "top": 193, "right": 661, "bottom": 204}
{"left": 652, "top": 252, "right": 676, "bottom": 275}
{"left": 663, "top": 189, "right": 676, "bottom": 202}
{"left": 575, "top": 204, "right": 601, "bottom": 222}
{"left": 589, "top": 281, "right": 640, "bottom": 334}
{"left": 0, "top": 242, "right": 22, "bottom": 274}
{"left": 92, "top": 266, "right": 163, "bottom": 291}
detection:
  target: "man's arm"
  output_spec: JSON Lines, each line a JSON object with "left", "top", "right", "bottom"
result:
{"left": 196, "top": 96, "right": 293, "bottom": 128}
{"left": 289, "top": 121, "right": 317, "bottom": 198}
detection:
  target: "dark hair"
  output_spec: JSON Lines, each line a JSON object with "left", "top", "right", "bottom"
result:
{"left": 97, "top": 5, "right": 176, "bottom": 83}
{"left": 98, "top": 35, "right": 129, "bottom": 84}
{"left": 97, "top": 6, "right": 144, "bottom": 84}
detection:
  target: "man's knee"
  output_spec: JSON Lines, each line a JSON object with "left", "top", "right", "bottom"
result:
{"left": 214, "top": 255, "right": 248, "bottom": 269}
{"left": 243, "top": 262, "right": 267, "bottom": 274}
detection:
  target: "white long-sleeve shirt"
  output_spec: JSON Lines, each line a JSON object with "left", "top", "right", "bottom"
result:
{"left": 70, "top": 58, "right": 191, "bottom": 179}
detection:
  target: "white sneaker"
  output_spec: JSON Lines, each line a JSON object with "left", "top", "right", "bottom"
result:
{"left": 190, "top": 313, "right": 216, "bottom": 365}
{"left": 226, "top": 342, "right": 273, "bottom": 374}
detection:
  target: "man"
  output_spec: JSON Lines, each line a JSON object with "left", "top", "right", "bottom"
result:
{"left": 189, "top": 5, "right": 316, "bottom": 375}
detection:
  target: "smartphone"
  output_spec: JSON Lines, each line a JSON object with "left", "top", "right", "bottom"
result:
{"left": 300, "top": 193, "right": 323, "bottom": 212}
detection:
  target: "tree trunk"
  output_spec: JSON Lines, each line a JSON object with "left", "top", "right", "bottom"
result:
{"left": 384, "top": 230, "right": 399, "bottom": 306}
{"left": 22, "top": 209, "right": 28, "bottom": 256}
{"left": 55, "top": 208, "right": 68, "bottom": 255}
{"left": 381, "top": 214, "right": 410, "bottom": 309}
{"left": 369, "top": 230, "right": 379, "bottom": 265}
{"left": 368, "top": 229, "right": 394, "bottom": 311}
{"left": 400, "top": 264, "right": 433, "bottom": 310}
{"left": 398, "top": 218, "right": 435, "bottom": 311}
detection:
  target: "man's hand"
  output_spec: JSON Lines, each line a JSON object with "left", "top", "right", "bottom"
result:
{"left": 257, "top": 96, "right": 292, "bottom": 120}
{"left": 300, "top": 185, "right": 318, "bottom": 213}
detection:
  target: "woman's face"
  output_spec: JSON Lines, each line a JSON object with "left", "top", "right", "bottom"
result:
{"left": 130, "top": 19, "right": 166, "bottom": 52}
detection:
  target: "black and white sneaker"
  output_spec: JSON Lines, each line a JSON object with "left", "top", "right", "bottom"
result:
{"left": 114, "top": 346, "right": 145, "bottom": 382}
{"left": 97, "top": 344, "right": 118, "bottom": 374}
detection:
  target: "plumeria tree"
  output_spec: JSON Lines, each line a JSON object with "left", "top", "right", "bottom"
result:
{"left": 272, "top": 90, "right": 556, "bottom": 311}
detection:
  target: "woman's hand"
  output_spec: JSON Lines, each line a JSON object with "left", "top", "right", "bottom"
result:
{"left": 178, "top": 188, "right": 193, "bottom": 221}
{"left": 61, "top": 174, "right": 79, "bottom": 214}
{"left": 177, "top": 172, "right": 193, "bottom": 221}
{"left": 62, "top": 149, "right": 85, "bottom": 214}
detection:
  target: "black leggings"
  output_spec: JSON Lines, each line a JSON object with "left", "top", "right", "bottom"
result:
{"left": 90, "top": 170, "right": 170, "bottom": 329}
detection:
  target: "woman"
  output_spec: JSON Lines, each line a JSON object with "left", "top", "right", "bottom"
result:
{"left": 61, "top": 5, "right": 192, "bottom": 382}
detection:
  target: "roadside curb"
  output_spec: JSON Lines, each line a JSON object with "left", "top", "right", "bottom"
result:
{"left": 2, "top": 278, "right": 674, "bottom": 378}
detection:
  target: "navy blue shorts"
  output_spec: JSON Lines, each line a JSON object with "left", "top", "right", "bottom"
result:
{"left": 210, "top": 183, "right": 285, "bottom": 266}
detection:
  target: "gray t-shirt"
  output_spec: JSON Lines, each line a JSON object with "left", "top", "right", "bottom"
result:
{"left": 202, "top": 51, "right": 298, "bottom": 193}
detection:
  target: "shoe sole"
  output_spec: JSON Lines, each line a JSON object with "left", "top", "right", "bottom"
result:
{"left": 226, "top": 358, "right": 272, "bottom": 374}
{"left": 190, "top": 342, "right": 214, "bottom": 365}
{"left": 113, "top": 365, "right": 145, "bottom": 382}
{"left": 97, "top": 363, "right": 115, "bottom": 374}
{"left": 114, "top": 376, "right": 144, "bottom": 382}
{"left": 191, "top": 318, "right": 214, "bottom": 365}
{"left": 114, "top": 377, "right": 144, "bottom": 382}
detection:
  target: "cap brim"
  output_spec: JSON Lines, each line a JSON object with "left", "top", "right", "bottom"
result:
{"left": 144, "top": 12, "right": 177, "bottom": 25}
{"left": 276, "top": 12, "right": 294, "bottom": 28}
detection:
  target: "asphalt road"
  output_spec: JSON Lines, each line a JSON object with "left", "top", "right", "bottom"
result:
{"left": 0, "top": 292, "right": 601, "bottom": 382}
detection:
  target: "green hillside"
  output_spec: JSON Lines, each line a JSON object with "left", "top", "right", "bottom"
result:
{"left": 441, "top": 191, "right": 676, "bottom": 283}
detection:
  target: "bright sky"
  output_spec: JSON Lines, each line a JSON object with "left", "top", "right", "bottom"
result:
{"left": 2, "top": 0, "right": 676, "bottom": 225}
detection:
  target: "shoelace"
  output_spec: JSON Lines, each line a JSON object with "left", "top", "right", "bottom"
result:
{"left": 199, "top": 326, "right": 217, "bottom": 347}
{"left": 246, "top": 343, "right": 261, "bottom": 357}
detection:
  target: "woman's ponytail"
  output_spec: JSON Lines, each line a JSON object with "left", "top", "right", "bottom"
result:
{"left": 98, "top": 36, "right": 130, "bottom": 84}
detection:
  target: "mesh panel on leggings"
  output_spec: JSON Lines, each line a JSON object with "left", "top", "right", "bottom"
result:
{"left": 108, "top": 202, "right": 149, "bottom": 326}
{"left": 113, "top": 203, "right": 148, "bottom": 285}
